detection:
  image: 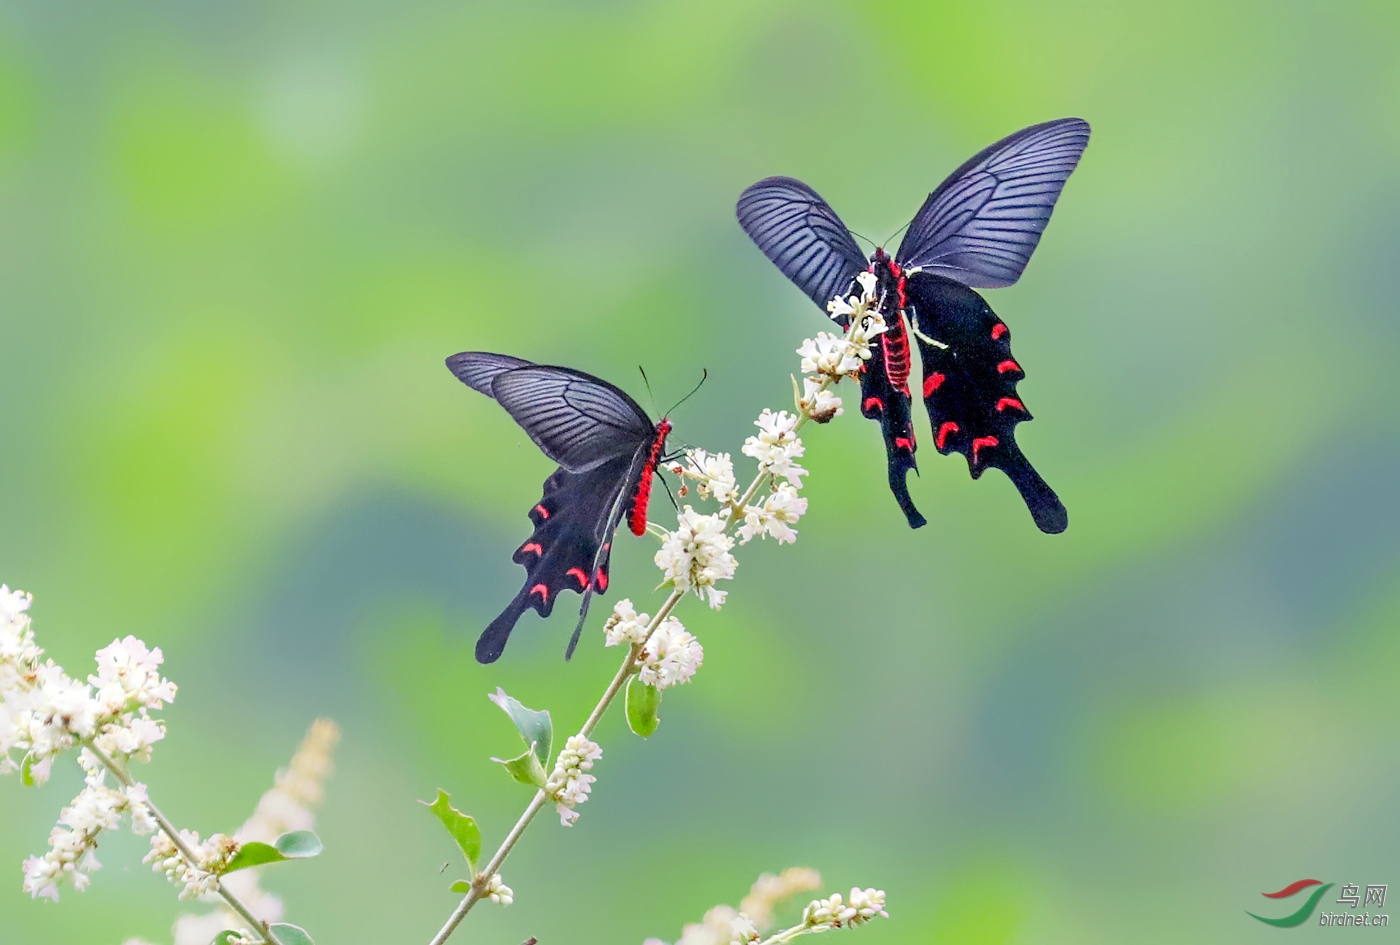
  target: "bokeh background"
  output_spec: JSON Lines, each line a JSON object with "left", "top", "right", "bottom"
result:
{"left": 3, "top": 1, "right": 1399, "bottom": 942}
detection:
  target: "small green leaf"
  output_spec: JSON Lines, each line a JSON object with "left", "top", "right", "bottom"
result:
{"left": 222, "top": 831, "right": 320, "bottom": 875}
{"left": 420, "top": 789, "right": 482, "bottom": 872}
{"left": 488, "top": 687, "right": 552, "bottom": 766}
{"left": 273, "top": 830, "right": 323, "bottom": 859}
{"left": 20, "top": 752, "right": 34, "bottom": 787}
{"left": 268, "top": 923, "right": 314, "bottom": 945}
{"left": 223, "top": 841, "right": 284, "bottom": 874}
{"left": 626, "top": 677, "right": 662, "bottom": 737}
{"left": 210, "top": 932, "right": 242, "bottom": 945}
{"left": 449, "top": 879, "right": 472, "bottom": 893}
{"left": 491, "top": 747, "right": 548, "bottom": 789}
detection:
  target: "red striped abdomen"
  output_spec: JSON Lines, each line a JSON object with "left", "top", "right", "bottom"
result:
{"left": 629, "top": 419, "right": 671, "bottom": 536}
{"left": 883, "top": 313, "right": 912, "bottom": 395}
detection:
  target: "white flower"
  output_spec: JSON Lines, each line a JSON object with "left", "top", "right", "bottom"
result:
{"left": 483, "top": 872, "right": 513, "bottom": 906}
{"left": 90, "top": 636, "right": 177, "bottom": 715}
{"left": 637, "top": 617, "right": 702, "bottom": 690}
{"left": 728, "top": 913, "right": 759, "bottom": 944}
{"left": 846, "top": 887, "right": 888, "bottom": 926}
{"left": 739, "top": 867, "right": 823, "bottom": 931}
{"left": 546, "top": 734, "right": 602, "bottom": 827}
{"left": 602, "top": 599, "right": 651, "bottom": 648}
{"left": 144, "top": 830, "right": 238, "bottom": 901}
{"left": 683, "top": 449, "right": 739, "bottom": 505}
{"left": 737, "top": 483, "right": 808, "bottom": 545}
{"left": 797, "top": 332, "right": 865, "bottom": 378}
{"left": 654, "top": 507, "right": 738, "bottom": 609}
{"left": 799, "top": 378, "right": 843, "bottom": 423}
{"left": 740, "top": 409, "right": 807, "bottom": 488}
{"left": 825, "top": 271, "right": 880, "bottom": 323}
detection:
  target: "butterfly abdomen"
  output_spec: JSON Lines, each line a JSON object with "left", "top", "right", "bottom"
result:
{"left": 882, "top": 314, "right": 912, "bottom": 396}
{"left": 628, "top": 419, "right": 671, "bottom": 537}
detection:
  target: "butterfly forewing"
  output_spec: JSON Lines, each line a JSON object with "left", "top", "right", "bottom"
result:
{"left": 490, "top": 366, "right": 656, "bottom": 473}
{"left": 896, "top": 118, "right": 1090, "bottom": 288}
{"left": 446, "top": 352, "right": 534, "bottom": 397}
{"left": 736, "top": 176, "right": 868, "bottom": 315}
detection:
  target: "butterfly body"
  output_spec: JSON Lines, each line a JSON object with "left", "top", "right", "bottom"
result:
{"left": 737, "top": 117, "right": 1089, "bottom": 534}
{"left": 447, "top": 352, "right": 672, "bottom": 662}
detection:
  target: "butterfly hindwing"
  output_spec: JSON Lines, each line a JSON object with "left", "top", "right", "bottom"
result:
{"left": 736, "top": 176, "right": 867, "bottom": 313}
{"left": 475, "top": 452, "right": 641, "bottom": 663}
{"left": 857, "top": 322, "right": 927, "bottom": 529}
{"left": 905, "top": 271, "right": 1067, "bottom": 534}
{"left": 897, "top": 118, "right": 1090, "bottom": 289}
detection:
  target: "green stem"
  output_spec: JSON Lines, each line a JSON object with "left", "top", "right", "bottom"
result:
{"left": 84, "top": 741, "right": 280, "bottom": 945}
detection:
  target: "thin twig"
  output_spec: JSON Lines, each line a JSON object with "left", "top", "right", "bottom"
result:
{"left": 84, "top": 741, "right": 281, "bottom": 945}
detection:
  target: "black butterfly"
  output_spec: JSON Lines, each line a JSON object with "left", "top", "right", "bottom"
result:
{"left": 737, "top": 118, "right": 1089, "bottom": 534}
{"left": 447, "top": 353, "right": 672, "bottom": 663}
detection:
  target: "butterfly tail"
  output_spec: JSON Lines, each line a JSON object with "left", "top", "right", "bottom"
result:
{"left": 998, "top": 446, "right": 1068, "bottom": 534}
{"left": 886, "top": 450, "right": 926, "bottom": 529}
{"left": 477, "top": 592, "right": 532, "bottom": 664}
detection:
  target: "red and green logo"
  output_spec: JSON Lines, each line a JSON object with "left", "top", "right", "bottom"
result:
{"left": 1248, "top": 880, "right": 1334, "bottom": 927}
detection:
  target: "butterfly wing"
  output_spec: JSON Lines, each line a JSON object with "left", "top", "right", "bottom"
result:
{"left": 896, "top": 118, "right": 1090, "bottom": 289}
{"left": 905, "top": 271, "right": 1067, "bottom": 533}
{"left": 489, "top": 364, "right": 655, "bottom": 473}
{"left": 857, "top": 322, "right": 927, "bottom": 529}
{"left": 446, "top": 351, "right": 534, "bottom": 396}
{"left": 736, "top": 176, "right": 869, "bottom": 313}
{"left": 476, "top": 449, "right": 644, "bottom": 663}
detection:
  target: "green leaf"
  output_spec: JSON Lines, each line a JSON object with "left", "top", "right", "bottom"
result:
{"left": 488, "top": 687, "right": 552, "bottom": 766}
{"left": 222, "top": 831, "right": 323, "bottom": 875}
{"left": 490, "top": 747, "right": 548, "bottom": 789}
{"left": 449, "top": 879, "right": 472, "bottom": 893}
{"left": 209, "top": 933, "right": 243, "bottom": 945}
{"left": 626, "top": 677, "right": 662, "bottom": 737}
{"left": 420, "top": 789, "right": 482, "bottom": 872}
{"left": 268, "top": 923, "right": 314, "bottom": 945}
{"left": 273, "top": 830, "right": 323, "bottom": 858}
{"left": 20, "top": 752, "right": 34, "bottom": 787}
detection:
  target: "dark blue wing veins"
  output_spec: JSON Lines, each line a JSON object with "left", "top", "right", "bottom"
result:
{"left": 904, "top": 272, "right": 1067, "bottom": 534}
{"left": 736, "top": 176, "right": 868, "bottom": 313}
{"left": 896, "top": 118, "right": 1090, "bottom": 289}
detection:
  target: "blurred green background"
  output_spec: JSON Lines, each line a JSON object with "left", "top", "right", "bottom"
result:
{"left": 2, "top": 1, "right": 1398, "bottom": 942}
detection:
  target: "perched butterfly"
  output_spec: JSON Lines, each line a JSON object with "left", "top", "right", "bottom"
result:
{"left": 447, "top": 353, "right": 673, "bottom": 663}
{"left": 737, "top": 117, "right": 1089, "bottom": 534}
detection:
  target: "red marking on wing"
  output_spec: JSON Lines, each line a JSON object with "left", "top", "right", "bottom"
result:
{"left": 629, "top": 419, "right": 671, "bottom": 537}
{"left": 994, "top": 397, "right": 1025, "bottom": 413}
{"left": 567, "top": 567, "right": 589, "bottom": 588}
{"left": 593, "top": 569, "right": 609, "bottom": 591}
{"left": 991, "top": 323, "right": 1008, "bottom": 340}
{"left": 971, "top": 435, "right": 999, "bottom": 464}
{"left": 1264, "top": 880, "right": 1323, "bottom": 899}
{"left": 529, "top": 584, "right": 549, "bottom": 602}
{"left": 923, "top": 373, "right": 946, "bottom": 398}
{"left": 533, "top": 504, "right": 550, "bottom": 519}
{"left": 863, "top": 396, "right": 884, "bottom": 412}
{"left": 936, "top": 422, "right": 960, "bottom": 450}
{"left": 996, "top": 360, "right": 1022, "bottom": 375}
{"left": 894, "top": 437, "right": 913, "bottom": 450}
{"left": 519, "top": 542, "right": 543, "bottom": 556}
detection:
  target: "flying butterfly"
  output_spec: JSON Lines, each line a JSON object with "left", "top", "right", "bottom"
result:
{"left": 446, "top": 352, "right": 674, "bottom": 663}
{"left": 737, "top": 117, "right": 1090, "bottom": 534}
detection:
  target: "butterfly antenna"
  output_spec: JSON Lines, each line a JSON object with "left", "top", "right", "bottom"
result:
{"left": 848, "top": 227, "right": 878, "bottom": 251}
{"left": 664, "top": 369, "right": 708, "bottom": 418}
{"left": 638, "top": 365, "right": 659, "bottom": 415}
{"left": 880, "top": 219, "right": 912, "bottom": 250}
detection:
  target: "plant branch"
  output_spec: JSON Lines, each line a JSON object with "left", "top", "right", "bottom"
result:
{"left": 83, "top": 741, "right": 280, "bottom": 945}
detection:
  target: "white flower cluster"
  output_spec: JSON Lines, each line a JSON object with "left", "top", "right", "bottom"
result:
{"left": 3, "top": 587, "right": 179, "bottom": 901}
{"left": 546, "top": 734, "right": 602, "bottom": 827}
{"left": 602, "top": 599, "right": 651, "bottom": 648}
{"left": 801, "top": 888, "right": 888, "bottom": 930}
{"left": 655, "top": 507, "right": 738, "bottom": 609}
{"left": 637, "top": 617, "right": 703, "bottom": 690}
{"left": 144, "top": 830, "right": 238, "bottom": 901}
{"left": 741, "top": 409, "right": 807, "bottom": 487}
{"left": 643, "top": 906, "right": 758, "bottom": 945}
{"left": 21, "top": 755, "right": 157, "bottom": 900}
{"left": 798, "top": 378, "right": 843, "bottom": 424}
{"left": 483, "top": 872, "right": 514, "bottom": 906}
{"left": 682, "top": 449, "right": 739, "bottom": 506}
{"left": 738, "top": 867, "right": 823, "bottom": 930}
{"left": 825, "top": 270, "right": 881, "bottom": 324}
{"left": 737, "top": 483, "right": 808, "bottom": 546}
